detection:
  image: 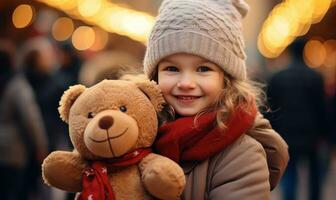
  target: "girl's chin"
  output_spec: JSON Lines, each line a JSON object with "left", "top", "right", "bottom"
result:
{"left": 175, "top": 109, "right": 199, "bottom": 117}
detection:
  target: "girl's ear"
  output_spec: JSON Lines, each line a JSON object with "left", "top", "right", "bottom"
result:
{"left": 58, "top": 85, "right": 86, "bottom": 123}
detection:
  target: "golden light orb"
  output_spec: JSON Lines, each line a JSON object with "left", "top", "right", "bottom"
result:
{"left": 72, "top": 26, "right": 95, "bottom": 51}
{"left": 51, "top": 17, "right": 74, "bottom": 41}
{"left": 12, "top": 4, "right": 34, "bottom": 28}
{"left": 304, "top": 40, "right": 327, "bottom": 68}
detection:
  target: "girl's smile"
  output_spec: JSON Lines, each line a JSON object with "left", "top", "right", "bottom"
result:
{"left": 174, "top": 95, "right": 202, "bottom": 105}
{"left": 158, "top": 53, "right": 224, "bottom": 116}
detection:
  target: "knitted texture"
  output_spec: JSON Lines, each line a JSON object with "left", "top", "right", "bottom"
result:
{"left": 143, "top": 0, "right": 249, "bottom": 80}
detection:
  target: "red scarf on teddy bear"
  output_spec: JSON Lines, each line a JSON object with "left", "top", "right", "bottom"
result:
{"left": 78, "top": 148, "right": 152, "bottom": 200}
{"left": 155, "top": 103, "right": 257, "bottom": 163}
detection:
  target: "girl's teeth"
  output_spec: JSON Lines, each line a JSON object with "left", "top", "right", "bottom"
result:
{"left": 179, "top": 96, "right": 196, "bottom": 100}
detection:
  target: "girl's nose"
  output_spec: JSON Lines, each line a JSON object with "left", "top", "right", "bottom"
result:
{"left": 177, "top": 75, "right": 196, "bottom": 89}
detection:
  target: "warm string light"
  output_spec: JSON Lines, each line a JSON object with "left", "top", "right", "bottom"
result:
{"left": 11, "top": 3, "right": 111, "bottom": 51}
{"left": 36, "top": 0, "right": 155, "bottom": 44}
{"left": 258, "top": 0, "right": 332, "bottom": 58}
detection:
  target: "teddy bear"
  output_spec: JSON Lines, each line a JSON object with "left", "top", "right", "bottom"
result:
{"left": 42, "top": 78, "right": 185, "bottom": 200}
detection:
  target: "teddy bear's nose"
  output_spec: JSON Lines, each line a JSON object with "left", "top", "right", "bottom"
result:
{"left": 99, "top": 116, "right": 114, "bottom": 130}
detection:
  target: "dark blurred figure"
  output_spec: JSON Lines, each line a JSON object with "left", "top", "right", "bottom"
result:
{"left": 266, "top": 39, "right": 328, "bottom": 200}
{"left": 23, "top": 42, "right": 77, "bottom": 152}
{"left": 21, "top": 38, "right": 81, "bottom": 200}
{"left": 330, "top": 88, "right": 336, "bottom": 151}
{"left": 0, "top": 39, "right": 48, "bottom": 200}
{"left": 21, "top": 42, "right": 61, "bottom": 200}
{"left": 23, "top": 49, "right": 59, "bottom": 149}
{"left": 57, "top": 42, "right": 81, "bottom": 87}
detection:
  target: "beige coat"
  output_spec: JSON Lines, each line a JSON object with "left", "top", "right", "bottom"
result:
{"left": 181, "top": 113, "right": 289, "bottom": 200}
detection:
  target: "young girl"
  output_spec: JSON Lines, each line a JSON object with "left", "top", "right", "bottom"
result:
{"left": 143, "top": 0, "right": 289, "bottom": 199}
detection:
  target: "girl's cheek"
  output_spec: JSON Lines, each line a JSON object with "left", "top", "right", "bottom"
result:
{"left": 158, "top": 75, "right": 174, "bottom": 87}
{"left": 158, "top": 81, "right": 171, "bottom": 94}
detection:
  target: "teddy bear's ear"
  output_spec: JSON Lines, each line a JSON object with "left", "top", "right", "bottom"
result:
{"left": 135, "top": 80, "right": 165, "bottom": 113}
{"left": 121, "top": 73, "right": 165, "bottom": 112}
{"left": 58, "top": 85, "right": 86, "bottom": 123}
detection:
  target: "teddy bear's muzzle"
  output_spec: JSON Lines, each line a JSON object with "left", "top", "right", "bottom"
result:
{"left": 84, "top": 110, "right": 139, "bottom": 158}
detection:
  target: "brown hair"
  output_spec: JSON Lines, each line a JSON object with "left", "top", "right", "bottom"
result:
{"left": 209, "top": 73, "right": 266, "bottom": 129}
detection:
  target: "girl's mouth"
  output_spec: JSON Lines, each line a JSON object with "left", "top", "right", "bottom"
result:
{"left": 175, "top": 95, "right": 201, "bottom": 102}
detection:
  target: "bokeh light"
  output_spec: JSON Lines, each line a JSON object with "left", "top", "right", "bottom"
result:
{"left": 78, "top": 0, "right": 102, "bottom": 17}
{"left": 51, "top": 17, "right": 74, "bottom": 41}
{"left": 90, "top": 27, "right": 109, "bottom": 51}
{"left": 12, "top": 4, "right": 35, "bottom": 28}
{"left": 303, "top": 40, "right": 327, "bottom": 68}
{"left": 323, "top": 40, "right": 336, "bottom": 68}
{"left": 37, "top": 0, "right": 155, "bottom": 44}
{"left": 72, "top": 26, "right": 95, "bottom": 51}
{"left": 258, "top": 0, "right": 332, "bottom": 58}
{"left": 312, "top": 0, "right": 331, "bottom": 23}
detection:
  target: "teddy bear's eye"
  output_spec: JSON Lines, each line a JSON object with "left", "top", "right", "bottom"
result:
{"left": 88, "top": 112, "right": 94, "bottom": 118}
{"left": 119, "top": 106, "right": 127, "bottom": 112}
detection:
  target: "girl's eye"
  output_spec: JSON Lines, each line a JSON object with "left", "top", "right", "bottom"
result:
{"left": 197, "top": 66, "right": 211, "bottom": 72}
{"left": 88, "top": 112, "right": 94, "bottom": 118}
{"left": 119, "top": 106, "right": 127, "bottom": 112}
{"left": 165, "top": 66, "right": 179, "bottom": 72}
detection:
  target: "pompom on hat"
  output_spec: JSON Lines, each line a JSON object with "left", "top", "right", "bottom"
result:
{"left": 143, "top": 0, "right": 249, "bottom": 80}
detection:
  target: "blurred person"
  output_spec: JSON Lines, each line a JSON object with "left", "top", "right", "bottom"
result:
{"left": 50, "top": 42, "right": 83, "bottom": 151}
{"left": 22, "top": 40, "right": 82, "bottom": 200}
{"left": 333, "top": 90, "right": 336, "bottom": 143}
{"left": 20, "top": 37, "right": 61, "bottom": 200}
{"left": 266, "top": 39, "right": 328, "bottom": 200}
{"left": 78, "top": 50, "right": 141, "bottom": 87}
{"left": 21, "top": 37, "right": 63, "bottom": 152}
{"left": 328, "top": 87, "right": 336, "bottom": 162}
{"left": 57, "top": 42, "right": 81, "bottom": 87}
{"left": 0, "top": 39, "right": 48, "bottom": 200}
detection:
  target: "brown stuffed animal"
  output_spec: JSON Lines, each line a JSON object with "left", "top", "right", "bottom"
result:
{"left": 42, "top": 79, "right": 185, "bottom": 200}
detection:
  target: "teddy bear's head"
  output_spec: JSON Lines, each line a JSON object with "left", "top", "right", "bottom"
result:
{"left": 58, "top": 79, "right": 165, "bottom": 160}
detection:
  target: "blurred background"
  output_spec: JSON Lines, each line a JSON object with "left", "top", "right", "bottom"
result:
{"left": 0, "top": 0, "right": 335, "bottom": 200}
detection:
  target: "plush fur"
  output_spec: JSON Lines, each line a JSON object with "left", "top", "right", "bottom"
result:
{"left": 42, "top": 78, "right": 185, "bottom": 200}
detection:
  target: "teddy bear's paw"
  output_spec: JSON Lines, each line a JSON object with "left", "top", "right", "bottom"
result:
{"left": 42, "top": 151, "right": 85, "bottom": 192}
{"left": 142, "top": 158, "right": 185, "bottom": 200}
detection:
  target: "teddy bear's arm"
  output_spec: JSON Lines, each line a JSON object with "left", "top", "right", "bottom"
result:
{"left": 139, "top": 153, "right": 186, "bottom": 200}
{"left": 42, "top": 150, "right": 87, "bottom": 192}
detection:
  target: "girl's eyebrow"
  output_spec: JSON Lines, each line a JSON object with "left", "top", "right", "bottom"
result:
{"left": 159, "top": 59, "right": 175, "bottom": 64}
{"left": 200, "top": 61, "right": 215, "bottom": 66}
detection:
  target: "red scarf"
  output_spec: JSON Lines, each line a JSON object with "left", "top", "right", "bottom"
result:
{"left": 155, "top": 104, "right": 257, "bottom": 163}
{"left": 78, "top": 148, "right": 152, "bottom": 200}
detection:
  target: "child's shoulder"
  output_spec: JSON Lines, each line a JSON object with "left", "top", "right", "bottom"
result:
{"left": 213, "top": 134, "right": 266, "bottom": 164}
{"left": 205, "top": 135, "right": 270, "bottom": 196}
{"left": 204, "top": 135, "right": 267, "bottom": 177}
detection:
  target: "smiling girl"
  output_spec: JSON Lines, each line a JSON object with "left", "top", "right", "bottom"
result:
{"left": 143, "top": 0, "right": 289, "bottom": 199}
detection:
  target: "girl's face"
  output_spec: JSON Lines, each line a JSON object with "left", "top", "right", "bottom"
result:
{"left": 158, "top": 53, "right": 224, "bottom": 117}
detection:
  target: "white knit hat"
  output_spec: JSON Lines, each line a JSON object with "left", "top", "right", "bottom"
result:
{"left": 143, "top": 0, "right": 249, "bottom": 80}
